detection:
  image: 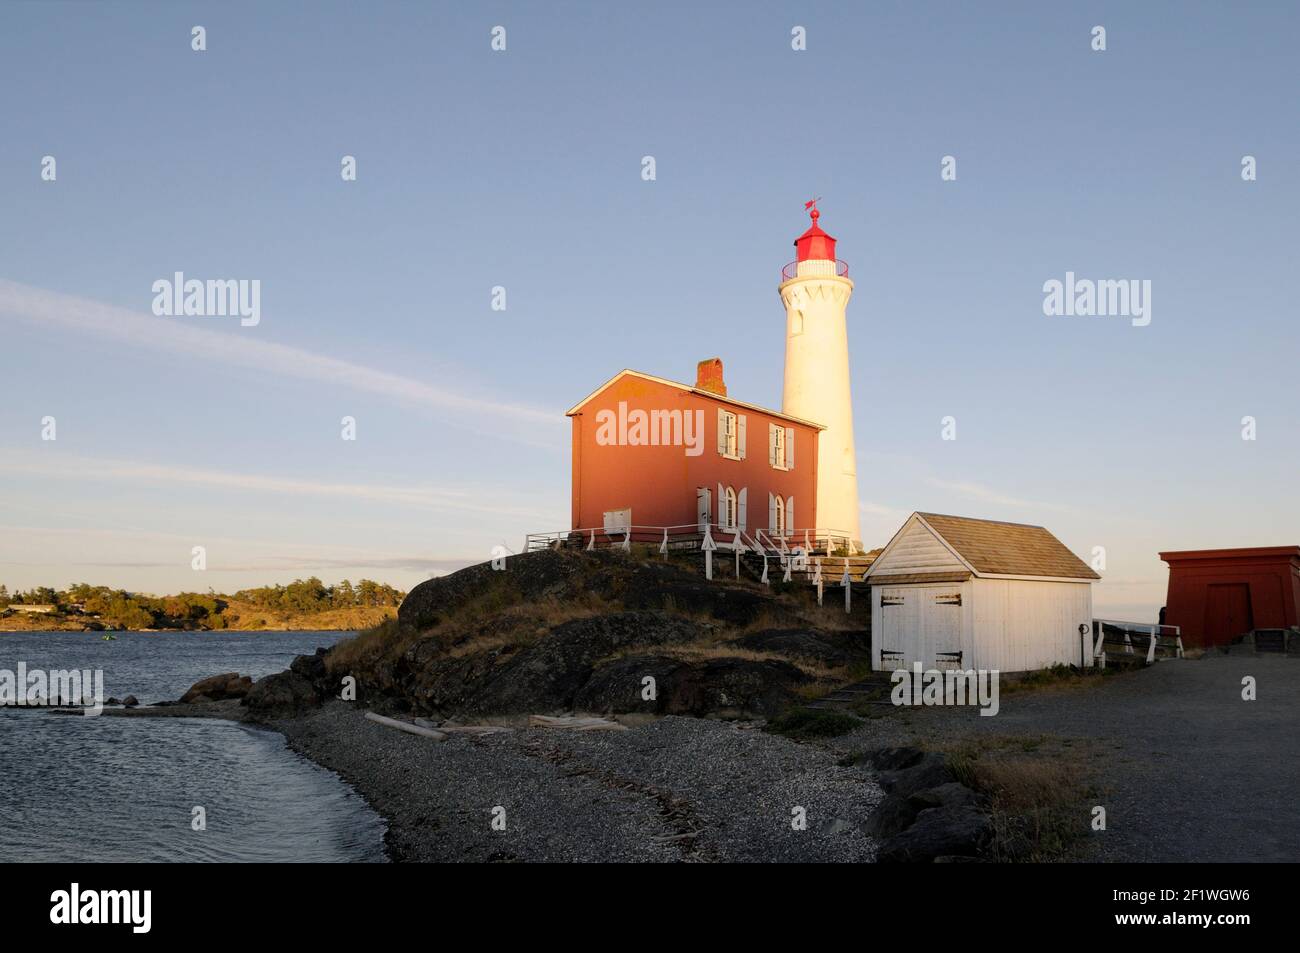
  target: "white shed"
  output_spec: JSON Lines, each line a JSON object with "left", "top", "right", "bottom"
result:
{"left": 865, "top": 512, "right": 1100, "bottom": 673}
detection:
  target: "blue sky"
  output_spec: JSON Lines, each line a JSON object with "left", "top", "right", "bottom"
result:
{"left": 1, "top": 1, "right": 1296, "bottom": 620}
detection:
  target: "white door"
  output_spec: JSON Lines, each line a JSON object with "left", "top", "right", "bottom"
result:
{"left": 878, "top": 588, "right": 917, "bottom": 669}
{"left": 879, "top": 586, "right": 963, "bottom": 669}
{"left": 696, "top": 488, "right": 711, "bottom": 531}
{"left": 924, "top": 589, "right": 963, "bottom": 669}
{"left": 603, "top": 508, "right": 631, "bottom": 535}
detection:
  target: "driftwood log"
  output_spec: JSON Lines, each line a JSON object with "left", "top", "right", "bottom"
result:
{"left": 528, "top": 714, "right": 628, "bottom": 731}
{"left": 364, "top": 711, "right": 447, "bottom": 741}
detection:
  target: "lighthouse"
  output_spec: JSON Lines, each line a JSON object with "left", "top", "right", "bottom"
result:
{"left": 779, "top": 202, "right": 861, "bottom": 545}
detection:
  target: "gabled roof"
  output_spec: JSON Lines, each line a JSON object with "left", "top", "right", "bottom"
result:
{"left": 868, "top": 512, "right": 1100, "bottom": 582}
{"left": 565, "top": 369, "right": 825, "bottom": 430}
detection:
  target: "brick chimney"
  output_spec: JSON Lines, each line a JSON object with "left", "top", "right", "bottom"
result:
{"left": 695, "top": 357, "right": 727, "bottom": 396}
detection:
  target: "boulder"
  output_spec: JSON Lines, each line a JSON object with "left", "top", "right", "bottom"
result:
{"left": 869, "top": 746, "right": 926, "bottom": 772}
{"left": 242, "top": 671, "right": 319, "bottom": 715}
{"left": 908, "top": 782, "right": 988, "bottom": 812}
{"left": 122, "top": 695, "right": 139, "bottom": 708}
{"left": 877, "top": 806, "right": 992, "bottom": 863}
{"left": 866, "top": 794, "right": 918, "bottom": 839}
{"left": 179, "top": 672, "right": 253, "bottom": 703}
{"left": 877, "top": 752, "right": 954, "bottom": 798}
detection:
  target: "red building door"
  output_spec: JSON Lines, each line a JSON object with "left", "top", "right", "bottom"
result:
{"left": 1203, "top": 583, "right": 1253, "bottom": 646}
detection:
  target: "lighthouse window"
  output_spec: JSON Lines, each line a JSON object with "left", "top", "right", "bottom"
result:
{"left": 723, "top": 486, "right": 738, "bottom": 530}
{"left": 773, "top": 494, "right": 786, "bottom": 535}
{"left": 790, "top": 309, "right": 804, "bottom": 336}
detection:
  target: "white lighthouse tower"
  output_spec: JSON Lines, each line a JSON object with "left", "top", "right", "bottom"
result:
{"left": 779, "top": 202, "right": 861, "bottom": 546}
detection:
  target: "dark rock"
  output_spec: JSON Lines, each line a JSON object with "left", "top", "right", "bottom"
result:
{"left": 866, "top": 794, "right": 918, "bottom": 839}
{"left": 877, "top": 752, "right": 954, "bottom": 798}
{"left": 869, "top": 745, "right": 926, "bottom": 772}
{"left": 290, "top": 648, "right": 328, "bottom": 682}
{"left": 106, "top": 697, "right": 121, "bottom": 706}
{"left": 122, "top": 695, "right": 138, "bottom": 708}
{"left": 620, "top": 566, "right": 769, "bottom": 626}
{"left": 908, "top": 782, "right": 987, "bottom": 812}
{"left": 242, "top": 671, "right": 319, "bottom": 715}
{"left": 728, "top": 628, "right": 854, "bottom": 665}
{"left": 877, "top": 806, "right": 992, "bottom": 863}
{"left": 574, "top": 653, "right": 808, "bottom": 718}
{"left": 179, "top": 672, "right": 253, "bottom": 703}
{"left": 289, "top": 647, "right": 340, "bottom": 697}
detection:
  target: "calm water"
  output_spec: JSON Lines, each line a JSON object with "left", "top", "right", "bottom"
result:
{"left": 0, "top": 630, "right": 386, "bottom": 862}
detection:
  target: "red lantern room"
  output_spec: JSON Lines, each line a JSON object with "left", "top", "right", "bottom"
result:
{"left": 794, "top": 203, "right": 837, "bottom": 262}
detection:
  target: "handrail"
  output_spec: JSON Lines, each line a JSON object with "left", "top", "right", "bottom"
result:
{"left": 1090, "top": 618, "right": 1185, "bottom": 668}
{"left": 781, "top": 259, "right": 849, "bottom": 281}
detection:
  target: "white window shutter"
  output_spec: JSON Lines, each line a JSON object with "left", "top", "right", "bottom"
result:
{"left": 768, "top": 492, "right": 776, "bottom": 532}
{"left": 717, "top": 483, "right": 725, "bottom": 526}
{"left": 785, "top": 427, "right": 794, "bottom": 469}
{"left": 717, "top": 409, "right": 726, "bottom": 455}
{"left": 787, "top": 496, "right": 794, "bottom": 531}
{"left": 737, "top": 415, "right": 746, "bottom": 459}
{"left": 768, "top": 424, "right": 777, "bottom": 466}
{"left": 738, "top": 487, "right": 747, "bottom": 531}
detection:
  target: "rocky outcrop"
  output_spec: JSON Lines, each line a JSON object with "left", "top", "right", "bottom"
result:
{"left": 371, "top": 611, "right": 804, "bottom": 719}
{"left": 397, "top": 549, "right": 589, "bottom": 632}
{"left": 397, "top": 549, "right": 784, "bottom": 634}
{"left": 246, "top": 549, "right": 870, "bottom": 721}
{"left": 179, "top": 672, "right": 253, "bottom": 703}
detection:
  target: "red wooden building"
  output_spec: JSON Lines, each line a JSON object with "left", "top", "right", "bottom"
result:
{"left": 565, "top": 359, "right": 823, "bottom": 545}
{"left": 1159, "top": 546, "right": 1300, "bottom": 646}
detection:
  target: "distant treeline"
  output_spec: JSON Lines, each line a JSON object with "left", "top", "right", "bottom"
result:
{"left": 0, "top": 578, "right": 405, "bottom": 630}
{"left": 232, "top": 578, "right": 404, "bottom": 611}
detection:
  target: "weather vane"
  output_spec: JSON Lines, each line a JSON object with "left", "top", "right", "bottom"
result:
{"left": 804, "top": 197, "right": 822, "bottom": 220}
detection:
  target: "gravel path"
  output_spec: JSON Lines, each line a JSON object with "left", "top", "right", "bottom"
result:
{"left": 276, "top": 705, "right": 882, "bottom": 862}
{"left": 829, "top": 656, "right": 1300, "bottom": 862}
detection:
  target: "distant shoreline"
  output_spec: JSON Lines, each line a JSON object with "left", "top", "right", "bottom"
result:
{"left": 0, "top": 622, "right": 377, "bottom": 634}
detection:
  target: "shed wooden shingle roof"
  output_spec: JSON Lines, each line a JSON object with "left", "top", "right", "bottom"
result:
{"left": 918, "top": 513, "right": 1100, "bottom": 580}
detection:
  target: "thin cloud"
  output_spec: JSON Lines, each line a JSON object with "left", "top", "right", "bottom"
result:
{"left": 922, "top": 477, "right": 1073, "bottom": 513}
{"left": 0, "top": 451, "right": 561, "bottom": 521}
{"left": 0, "top": 279, "right": 556, "bottom": 427}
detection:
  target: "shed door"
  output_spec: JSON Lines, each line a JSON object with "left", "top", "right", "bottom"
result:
{"left": 1204, "top": 583, "right": 1253, "bottom": 646}
{"left": 880, "top": 586, "right": 963, "bottom": 668}
{"left": 925, "top": 590, "right": 963, "bottom": 668}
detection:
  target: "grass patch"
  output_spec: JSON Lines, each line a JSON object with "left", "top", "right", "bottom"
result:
{"left": 1001, "top": 663, "right": 1116, "bottom": 695}
{"left": 764, "top": 707, "right": 863, "bottom": 740}
{"left": 935, "top": 733, "right": 1093, "bottom": 862}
